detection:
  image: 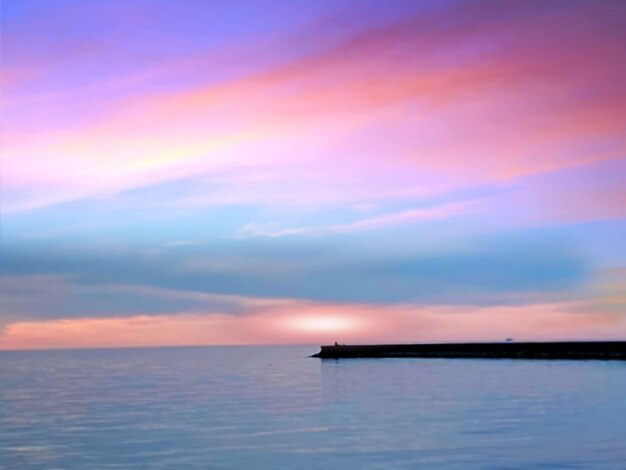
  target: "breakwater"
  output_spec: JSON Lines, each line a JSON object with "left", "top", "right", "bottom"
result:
{"left": 312, "top": 341, "right": 626, "bottom": 360}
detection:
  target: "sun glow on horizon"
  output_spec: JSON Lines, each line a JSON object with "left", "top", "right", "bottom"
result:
{"left": 281, "top": 314, "right": 364, "bottom": 335}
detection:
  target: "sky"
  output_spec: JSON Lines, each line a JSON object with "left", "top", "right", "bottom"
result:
{"left": 1, "top": 0, "right": 625, "bottom": 350}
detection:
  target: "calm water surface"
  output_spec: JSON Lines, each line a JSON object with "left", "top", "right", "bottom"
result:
{"left": 1, "top": 345, "right": 625, "bottom": 469}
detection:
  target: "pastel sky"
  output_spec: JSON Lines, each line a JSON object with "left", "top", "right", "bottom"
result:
{"left": 1, "top": 0, "right": 625, "bottom": 350}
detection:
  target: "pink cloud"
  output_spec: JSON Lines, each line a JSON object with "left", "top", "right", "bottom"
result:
{"left": 3, "top": 1, "right": 625, "bottom": 217}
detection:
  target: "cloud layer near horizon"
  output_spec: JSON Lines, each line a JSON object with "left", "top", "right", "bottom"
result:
{"left": 2, "top": 296, "right": 624, "bottom": 351}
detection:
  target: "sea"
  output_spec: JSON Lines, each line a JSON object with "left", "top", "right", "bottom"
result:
{"left": 1, "top": 345, "right": 625, "bottom": 469}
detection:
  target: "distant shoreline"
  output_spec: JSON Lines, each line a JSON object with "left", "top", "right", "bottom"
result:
{"left": 312, "top": 341, "right": 626, "bottom": 360}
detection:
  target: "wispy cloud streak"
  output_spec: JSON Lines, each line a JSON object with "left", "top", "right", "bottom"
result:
{"left": 239, "top": 202, "right": 473, "bottom": 237}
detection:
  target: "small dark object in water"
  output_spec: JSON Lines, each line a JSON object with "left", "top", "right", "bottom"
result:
{"left": 311, "top": 341, "right": 626, "bottom": 360}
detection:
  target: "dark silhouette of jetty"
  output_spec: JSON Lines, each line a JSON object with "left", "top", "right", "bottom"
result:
{"left": 312, "top": 341, "right": 626, "bottom": 360}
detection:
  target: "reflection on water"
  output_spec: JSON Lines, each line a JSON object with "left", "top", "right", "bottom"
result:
{"left": 1, "top": 346, "right": 625, "bottom": 469}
